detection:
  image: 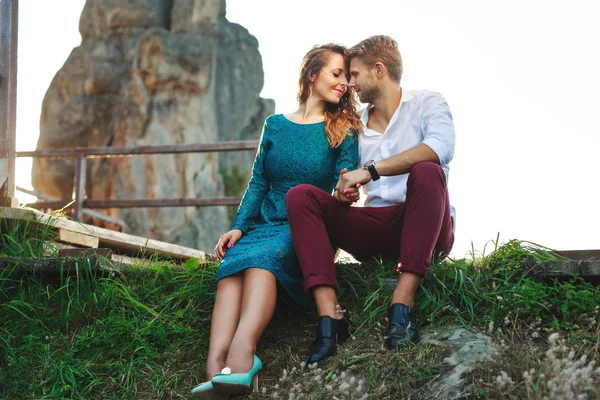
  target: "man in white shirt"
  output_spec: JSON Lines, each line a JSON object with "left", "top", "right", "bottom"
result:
{"left": 287, "top": 35, "right": 455, "bottom": 364}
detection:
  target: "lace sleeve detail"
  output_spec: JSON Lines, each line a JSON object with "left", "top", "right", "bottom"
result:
{"left": 333, "top": 130, "right": 359, "bottom": 186}
{"left": 230, "top": 119, "right": 271, "bottom": 233}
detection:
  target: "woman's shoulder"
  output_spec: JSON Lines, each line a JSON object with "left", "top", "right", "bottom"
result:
{"left": 263, "top": 114, "right": 286, "bottom": 130}
{"left": 265, "top": 114, "right": 284, "bottom": 123}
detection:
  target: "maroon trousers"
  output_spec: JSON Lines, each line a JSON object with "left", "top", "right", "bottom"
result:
{"left": 286, "top": 161, "right": 454, "bottom": 293}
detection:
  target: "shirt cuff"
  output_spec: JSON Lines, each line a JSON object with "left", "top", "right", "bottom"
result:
{"left": 422, "top": 137, "right": 450, "bottom": 166}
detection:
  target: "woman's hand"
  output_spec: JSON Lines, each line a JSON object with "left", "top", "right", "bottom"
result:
{"left": 334, "top": 168, "right": 361, "bottom": 204}
{"left": 214, "top": 229, "right": 243, "bottom": 259}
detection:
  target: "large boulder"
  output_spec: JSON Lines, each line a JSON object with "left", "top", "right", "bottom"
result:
{"left": 32, "top": 0, "right": 274, "bottom": 252}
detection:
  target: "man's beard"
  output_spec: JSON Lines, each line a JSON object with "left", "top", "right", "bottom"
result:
{"left": 358, "top": 83, "right": 380, "bottom": 104}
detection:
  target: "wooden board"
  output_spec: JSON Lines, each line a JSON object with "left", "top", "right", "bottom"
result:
{"left": 0, "top": 207, "right": 211, "bottom": 261}
{"left": 0, "top": 196, "right": 18, "bottom": 208}
{"left": 58, "top": 229, "right": 100, "bottom": 248}
{"left": 0, "top": 159, "right": 7, "bottom": 188}
{"left": 0, "top": 256, "right": 119, "bottom": 273}
{"left": 56, "top": 247, "right": 154, "bottom": 268}
{"left": 58, "top": 248, "right": 112, "bottom": 258}
{"left": 557, "top": 249, "right": 600, "bottom": 261}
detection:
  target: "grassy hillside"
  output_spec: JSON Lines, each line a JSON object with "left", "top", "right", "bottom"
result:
{"left": 1, "top": 220, "right": 599, "bottom": 399}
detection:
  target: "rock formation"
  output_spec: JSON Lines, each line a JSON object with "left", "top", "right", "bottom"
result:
{"left": 32, "top": 0, "right": 274, "bottom": 252}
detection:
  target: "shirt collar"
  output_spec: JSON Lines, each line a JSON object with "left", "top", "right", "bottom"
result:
{"left": 359, "top": 105, "right": 371, "bottom": 126}
{"left": 359, "top": 87, "right": 411, "bottom": 129}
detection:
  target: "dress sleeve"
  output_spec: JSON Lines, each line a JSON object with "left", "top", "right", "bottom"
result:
{"left": 230, "top": 119, "right": 271, "bottom": 233}
{"left": 333, "top": 130, "right": 359, "bottom": 185}
{"left": 421, "top": 92, "right": 456, "bottom": 166}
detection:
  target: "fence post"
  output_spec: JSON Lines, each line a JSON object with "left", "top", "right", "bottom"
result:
{"left": 0, "top": 0, "right": 18, "bottom": 207}
{"left": 73, "top": 154, "right": 86, "bottom": 221}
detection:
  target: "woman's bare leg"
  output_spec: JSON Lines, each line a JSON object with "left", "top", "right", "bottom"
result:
{"left": 224, "top": 268, "right": 277, "bottom": 373}
{"left": 205, "top": 274, "right": 243, "bottom": 379}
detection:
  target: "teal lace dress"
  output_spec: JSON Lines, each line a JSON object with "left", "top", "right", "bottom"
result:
{"left": 216, "top": 114, "right": 359, "bottom": 312}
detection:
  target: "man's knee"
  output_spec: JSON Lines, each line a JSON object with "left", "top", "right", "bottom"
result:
{"left": 286, "top": 184, "right": 316, "bottom": 211}
{"left": 409, "top": 162, "right": 445, "bottom": 187}
{"left": 412, "top": 161, "right": 443, "bottom": 176}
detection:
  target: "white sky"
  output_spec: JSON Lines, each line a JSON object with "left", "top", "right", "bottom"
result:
{"left": 14, "top": 0, "right": 600, "bottom": 258}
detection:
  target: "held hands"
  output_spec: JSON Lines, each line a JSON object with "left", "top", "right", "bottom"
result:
{"left": 334, "top": 168, "right": 368, "bottom": 204}
{"left": 214, "top": 229, "right": 242, "bottom": 259}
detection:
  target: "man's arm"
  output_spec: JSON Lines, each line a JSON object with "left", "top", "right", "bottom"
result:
{"left": 336, "top": 144, "right": 439, "bottom": 190}
{"left": 374, "top": 143, "right": 439, "bottom": 176}
{"left": 337, "top": 92, "right": 454, "bottom": 190}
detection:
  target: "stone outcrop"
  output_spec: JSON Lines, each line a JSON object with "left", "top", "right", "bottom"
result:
{"left": 420, "top": 326, "right": 498, "bottom": 398}
{"left": 32, "top": 0, "right": 274, "bottom": 252}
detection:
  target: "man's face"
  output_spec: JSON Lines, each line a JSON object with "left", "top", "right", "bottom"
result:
{"left": 349, "top": 58, "right": 380, "bottom": 104}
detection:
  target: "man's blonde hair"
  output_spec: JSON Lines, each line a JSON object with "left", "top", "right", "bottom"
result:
{"left": 348, "top": 35, "right": 403, "bottom": 83}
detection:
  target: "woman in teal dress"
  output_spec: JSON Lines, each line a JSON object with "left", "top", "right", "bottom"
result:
{"left": 192, "top": 44, "right": 361, "bottom": 399}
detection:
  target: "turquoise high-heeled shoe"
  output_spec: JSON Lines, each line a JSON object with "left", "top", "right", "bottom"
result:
{"left": 190, "top": 380, "right": 229, "bottom": 399}
{"left": 211, "top": 355, "right": 263, "bottom": 395}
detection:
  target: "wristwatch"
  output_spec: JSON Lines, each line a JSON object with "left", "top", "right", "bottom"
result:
{"left": 362, "top": 159, "right": 380, "bottom": 181}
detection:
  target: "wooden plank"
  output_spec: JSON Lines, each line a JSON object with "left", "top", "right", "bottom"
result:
{"left": 56, "top": 247, "right": 148, "bottom": 267}
{"left": 0, "top": 255, "right": 190, "bottom": 274}
{"left": 15, "top": 141, "right": 259, "bottom": 158}
{"left": 43, "top": 241, "right": 79, "bottom": 256}
{"left": 0, "top": 0, "right": 18, "bottom": 201}
{"left": 58, "top": 248, "right": 112, "bottom": 258}
{"left": 58, "top": 229, "right": 100, "bottom": 248}
{"left": 16, "top": 185, "right": 127, "bottom": 229}
{"left": 0, "top": 196, "right": 17, "bottom": 207}
{"left": 556, "top": 249, "right": 600, "bottom": 261}
{"left": 0, "top": 256, "right": 119, "bottom": 274}
{"left": 73, "top": 154, "right": 86, "bottom": 221}
{"left": 0, "top": 206, "right": 210, "bottom": 261}
{"left": 25, "top": 197, "right": 242, "bottom": 209}
{"left": 533, "top": 260, "right": 600, "bottom": 278}
{"left": 0, "top": 158, "right": 7, "bottom": 188}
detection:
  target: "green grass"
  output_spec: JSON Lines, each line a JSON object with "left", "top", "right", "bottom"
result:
{"left": 0, "top": 210, "right": 56, "bottom": 258}
{"left": 1, "top": 222, "right": 599, "bottom": 399}
{"left": 0, "top": 257, "right": 218, "bottom": 399}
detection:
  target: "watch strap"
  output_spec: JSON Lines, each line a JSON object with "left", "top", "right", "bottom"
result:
{"left": 366, "top": 163, "right": 380, "bottom": 181}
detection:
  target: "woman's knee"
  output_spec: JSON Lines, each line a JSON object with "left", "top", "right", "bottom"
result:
{"left": 216, "top": 273, "right": 244, "bottom": 291}
{"left": 243, "top": 267, "right": 276, "bottom": 281}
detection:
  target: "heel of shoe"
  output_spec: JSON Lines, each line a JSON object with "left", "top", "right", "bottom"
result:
{"left": 336, "top": 311, "right": 351, "bottom": 344}
{"left": 337, "top": 332, "right": 350, "bottom": 344}
{"left": 252, "top": 373, "right": 259, "bottom": 392}
{"left": 211, "top": 355, "right": 262, "bottom": 395}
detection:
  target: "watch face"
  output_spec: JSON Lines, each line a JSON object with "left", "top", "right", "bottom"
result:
{"left": 363, "top": 160, "right": 374, "bottom": 168}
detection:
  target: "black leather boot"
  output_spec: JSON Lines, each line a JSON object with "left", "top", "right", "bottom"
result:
{"left": 385, "top": 303, "right": 420, "bottom": 349}
{"left": 307, "top": 312, "right": 350, "bottom": 364}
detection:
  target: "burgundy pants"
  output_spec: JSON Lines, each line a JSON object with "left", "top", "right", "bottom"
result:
{"left": 286, "top": 161, "right": 454, "bottom": 293}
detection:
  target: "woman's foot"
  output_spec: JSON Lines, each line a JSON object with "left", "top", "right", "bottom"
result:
{"left": 223, "top": 338, "right": 255, "bottom": 373}
{"left": 206, "top": 354, "right": 227, "bottom": 380}
{"left": 211, "top": 354, "right": 262, "bottom": 395}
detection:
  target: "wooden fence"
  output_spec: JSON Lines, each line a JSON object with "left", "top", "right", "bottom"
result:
{"left": 16, "top": 141, "right": 258, "bottom": 223}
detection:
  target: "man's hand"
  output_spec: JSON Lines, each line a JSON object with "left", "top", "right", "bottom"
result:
{"left": 214, "top": 229, "right": 243, "bottom": 259}
{"left": 333, "top": 168, "right": 362, "bottom": 204}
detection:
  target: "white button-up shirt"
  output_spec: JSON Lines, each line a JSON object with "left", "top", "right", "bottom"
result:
{"left": 358, "top": 89, "right": 456, "bottom": 226}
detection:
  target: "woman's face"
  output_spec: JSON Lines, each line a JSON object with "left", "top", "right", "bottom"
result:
{"left": 311, "top": 52, "right": 348, "bottom": 104}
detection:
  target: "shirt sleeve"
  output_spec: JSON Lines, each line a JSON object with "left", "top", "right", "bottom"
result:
{"left": 420, "top": 92, "right": 455, "bottom": 166}
{"left": 230, "top": 118, "right": 271, "bottom": 233}
{"left": 333, "top": 130, "right": 359, "bottom": 187}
